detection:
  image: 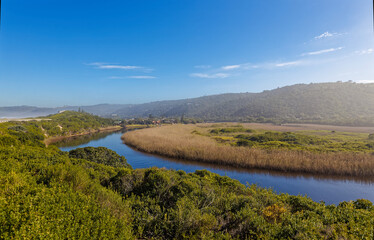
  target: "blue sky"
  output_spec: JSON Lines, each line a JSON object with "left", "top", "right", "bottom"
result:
{"left": 0, "top": 0, "right": 373, "bottom": 107}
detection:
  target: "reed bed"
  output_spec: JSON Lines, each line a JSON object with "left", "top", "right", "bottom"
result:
{"left": 122, "top": 125, "right": 374, "bottom": 177}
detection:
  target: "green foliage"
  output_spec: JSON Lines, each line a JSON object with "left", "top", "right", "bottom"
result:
{"left": 210, "top": 126, "right": 253, "bottom": 134}
{"left": 43, "top": 111, "right": 116, "bottom": 136}
{"left": 369, "top": 134, "right": 374, "bottom": 140}
{"left": 236, "top": 139, "right": 255, "bottom": 147}
{"left": 1, "top": 116, "right": 374, "bottom": 239}
{"left": 0, "top": 135, "right": 18, "bottom": 147}
{"left": 69, "top": 147, "right": 132, "bottom": 169}
{"left": 208, "top": 129, "right": 374, "bottom": 153}
{"left": 0, "top": 121, "right": 45, "bottom": 147}
{"left": 7, "top": 125, "right": 27, "bottom": 132}
{"left": 366, "top": 142, "right": 374, "bottom": 149}
{"left": 107, "top": 168, "right": 374, "bottom": 239}
{"left": 0, "top": 145, "right": 133, "bottom": 239}
{"left": 354, "top": 199, "right": 374, "bottom": 211}
{"left": 0, "top": 115, "right": 133, "bottom": 239}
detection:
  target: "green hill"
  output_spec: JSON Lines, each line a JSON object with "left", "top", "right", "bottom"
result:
{"left": 113, "top": 82, "right": 374, "bottom": 126}
{"left": 41, "top": 111, "right": 116, "bottom": 136}
{"left": 2, "top": 82, "right": 374, "bottom": 126}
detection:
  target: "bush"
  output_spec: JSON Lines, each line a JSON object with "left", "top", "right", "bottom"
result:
{"left": 369, "top": 134, "right": 374, "bottom": 140}
{"left": 354, "top": 199, "right": 373, "bottom": 210}
{"left": 210, "top": 127, "right": 248, "bottom": 134}
{"left": 0, "top": 135, "right": 18, "bottom": 147}
{"left": 236, "top": 139, "right": 254, "bottom": 147}
{"left": 69, "top": 147, "right": 131, "bottom": 168}
{"left": 366, "top": 142, "right": 374, "bottom": 149}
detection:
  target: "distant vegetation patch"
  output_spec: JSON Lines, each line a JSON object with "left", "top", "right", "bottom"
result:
{"left": 210, "top": 126, "right": 254, "bottom": 134}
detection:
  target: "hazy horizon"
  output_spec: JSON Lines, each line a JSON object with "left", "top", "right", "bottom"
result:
{"left": 0, "top": 80, "right": 372, "bottom": 108}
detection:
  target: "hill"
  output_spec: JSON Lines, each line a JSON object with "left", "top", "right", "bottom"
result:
{"left": 112, "top": 82, "right": 374, "bottom": 126}
{"left": 1, "top": 82, "right": 374, "bottom": 126}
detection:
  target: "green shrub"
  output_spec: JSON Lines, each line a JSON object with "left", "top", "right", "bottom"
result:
{"left": 236, "top": 139, "right": 254, "bottom": 147}
{"left": 366, "top": 142, "right": 374, "bottom": 149}
{"left": 1, "top": 117, "right": 374, "bottom": 239}
{"left": 0, "top": 135, "right": 18, "bottom": 147}
{"left": 69, "top": 147, "right": 132, "bottom": 169}
{"left": 7, "top": 125, "right": 27, "bottom": 132}
{"left": 210, "top": 127, "right": 249, "bottom": 134}
{"left": 354, "top": 199, "right": 373, "bottom": 210}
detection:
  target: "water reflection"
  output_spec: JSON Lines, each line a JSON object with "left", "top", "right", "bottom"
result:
{"left": 53, "top": 130, "right": 125, "bottom": 148}
{"left": 125, "top": 144, "right": 374, "bottom": 184}
{"left": 58, "top": 131, "right": 374, "bottom": 204}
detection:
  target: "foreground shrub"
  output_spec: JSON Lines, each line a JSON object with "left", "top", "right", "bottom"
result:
{"left": 107, "top": 168, "right": 374, "bottom": 239}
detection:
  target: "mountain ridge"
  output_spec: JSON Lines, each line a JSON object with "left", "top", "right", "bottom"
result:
{"left": 2, "top": 82, "right": 374, "bottom": 126}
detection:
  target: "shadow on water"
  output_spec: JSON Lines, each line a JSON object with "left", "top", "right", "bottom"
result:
{"left": 57, "top": 130, "right": 374, "bottom": 204}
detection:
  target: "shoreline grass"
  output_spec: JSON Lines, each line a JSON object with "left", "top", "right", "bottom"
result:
{"left": 122, "top": 124, "right": 374, "bottom": 178}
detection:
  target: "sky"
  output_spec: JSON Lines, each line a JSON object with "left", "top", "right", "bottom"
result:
{"left": 0, "top": 0, "right": 373, "bottom": 107}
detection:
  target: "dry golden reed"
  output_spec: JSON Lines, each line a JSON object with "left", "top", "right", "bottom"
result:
{"left": 122, "top": 124, "right": 374, "bottom": 177}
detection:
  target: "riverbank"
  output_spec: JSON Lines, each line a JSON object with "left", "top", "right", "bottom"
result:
{"left": 122, "top": 123, "right": 374, "bottom": 178}
{"left": 45, "top": 125, "right": 123, "bottom": 145}
{"left": 124, "top": 124, "right": 150, "bottom": 130}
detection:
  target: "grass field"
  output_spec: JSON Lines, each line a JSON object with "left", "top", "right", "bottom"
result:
{"left": 124, "top": 124, "right": 151, "bottom": 130}
{"left": 122, "top": 123, "right": 374, "bottom": 178}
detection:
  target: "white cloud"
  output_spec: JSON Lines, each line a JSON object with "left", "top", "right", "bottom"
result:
{"left": 100, "top": 65, "right": 140, "bottom": 70}
{"left": 108, "top": 76, "right": 156, "bottom": 79}
{"left": 355, "top": 48, "right": 374, "bottom": 55}
{"left": 194, "top": 65, "right": 211, "bottom": 69}
{"left": 127, "top": 76, "right": 156, "bottom": 79}
{"left": 302, "top": 47, "right": 343, "bottom": 56}
{"left": 191, "top": 58, "right": 310, "bottom": 78}
{"left": 275, "top": 61, "right": 302, "bottom": 67}
{"left": 190, "top": 73, "right": 230, "bottom": 78}
{"left": 221, "top": 65, "right": 241, "bottom": 70}
{"left": 88, "top": 62, "right": 142, "bottom": 70}
{"left": 314, "top": 31, "right": 335, "bottom": 39}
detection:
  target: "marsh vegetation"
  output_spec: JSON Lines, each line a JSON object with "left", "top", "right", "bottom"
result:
{"left": 122, "top": 123, "right": 374, "bottom": 177}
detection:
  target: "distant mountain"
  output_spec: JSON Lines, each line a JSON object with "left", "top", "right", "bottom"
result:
{"left": 0, "top": 104, "right": 127, "bottom": 118}
{"left": 2, "top": 82, "right": 374, "bottom": 126}
{"left": 112, "top": 93, "right": 254, "bottom": 119}
{"left": 0, "top": 106, "right": 70, "bottom": 118}
{"left": 111, "top": 82, "right": 374, "bottom": 126}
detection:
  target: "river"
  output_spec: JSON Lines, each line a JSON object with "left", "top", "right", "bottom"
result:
{"left": 57, "top": 131, "right": 374, "bottom": 205}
